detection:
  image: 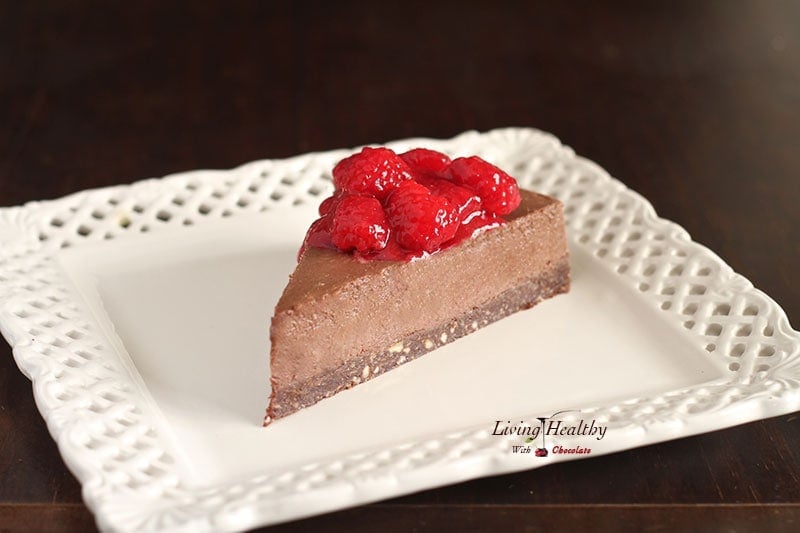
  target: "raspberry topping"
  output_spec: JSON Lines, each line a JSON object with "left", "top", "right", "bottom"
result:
{"left": 332, "top": 147, "right": 414, "bottom": 200}
{"left": 299, "top": 146, "right": 522, "bottom": 261}
{"left": 299, "top": 216, "right": 333, "bottom": 259}
{"left": 318, "top": 191, "right": 344, "bottom": 216}
{"left": 330, "top": 195, "right": 390, "bottom": 254}
{"left": 453, "top": 210, "right": 503, "bottom": 242}
{"left": 400, "top": 148, "right": 451, "bottom": 177}
{"left": 446, "top": 156, "right": 521, "bottom": 215}
{"left": 385, "top": 181, "right": 458, "bottom": 253}
{"left": 418, "top": 175, "right": 482, "bottom": 224}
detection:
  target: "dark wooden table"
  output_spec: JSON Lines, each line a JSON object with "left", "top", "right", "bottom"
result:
{"left": 2, "top": 1, "right": 799, "bottom": 531}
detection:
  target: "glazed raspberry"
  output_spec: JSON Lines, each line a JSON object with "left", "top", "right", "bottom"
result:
{"left": 446, "top": 156, "right": 521, "bottom": 215}
{"left": 332, "top": 147, "right": 414, "bottom": 200}
{"left": 330, "top": 195, "right": 390, "bottom": 254}
{"left": 299, "top": 216, "right": 333, "bottom": 259}
{"left": 385, "top": 181, "right": 459, "bottom": 253}
{"left": 400, "top": 148, "right": 451, "bottom": 177}
{"left": 318, "top": 191, "right": 344, "bottom": 216}
{"left": 418, "top": 176, "right": 482, "bottom": 224}
{"left": 304, "top": 147, "right": 526, "bottom": 261}
{"left": 453, "top": 210, "right": 503, "bottom": 242}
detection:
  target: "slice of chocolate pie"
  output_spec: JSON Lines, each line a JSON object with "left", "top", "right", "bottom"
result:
{"left": 265, "top": 148, "right": 569, "bottom": 425}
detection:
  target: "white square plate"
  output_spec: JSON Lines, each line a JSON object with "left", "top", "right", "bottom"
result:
{"left": 1, "top": 128, "right": 798, "bottom": 532}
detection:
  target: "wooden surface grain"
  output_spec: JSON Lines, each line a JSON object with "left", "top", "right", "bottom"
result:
{"left": 1, "top": 1, "right": 799, "bottom": 531}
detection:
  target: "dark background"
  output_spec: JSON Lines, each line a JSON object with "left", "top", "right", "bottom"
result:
{"left": 1, "top": 1, "right": 799, "bottom": 531}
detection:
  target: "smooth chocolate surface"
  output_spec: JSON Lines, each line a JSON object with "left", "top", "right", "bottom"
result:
{"left": 267, "top": 189, "right": 570, "bottom": 423}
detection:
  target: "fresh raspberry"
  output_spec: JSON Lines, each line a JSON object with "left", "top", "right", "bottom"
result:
{"left": 318, "top": 191, "right": 343, "bottom": 216}
{"left": 373, "top": 235, "right": 411, "bottom": 261}
{"left": 418, "top": 176, "right": 483, "bottom": 224}
{"left": 400, "top": 148, "right": 451, "bottom": 178}
{"left": 299, "top": 216, "right": 333, "bottom": 259}
{"left": 446, "top": 156, "right": 521, "bottom": 215}
{"left": 332, "top": 147, "right": 414, "bottom": 200}
{"left": 385, "top": 181, "right": 458, "bottom": 253}
{"left": 330, "top": 195, "right": 390, "bottom": 254}
{"left": 453, "top": 210, "right": 504, "bottom": 242}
